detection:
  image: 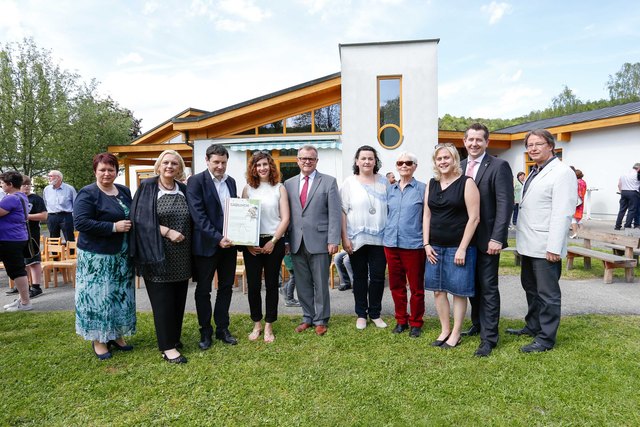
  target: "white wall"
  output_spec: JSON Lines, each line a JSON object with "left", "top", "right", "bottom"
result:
{"left": 340, "top": 40, "right": 439, "bottom": 184}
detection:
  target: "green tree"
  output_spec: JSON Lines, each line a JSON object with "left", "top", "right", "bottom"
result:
{"left": 607, "top": 62, "right": 640, "bottom": 101}
{"left": 0, "top": 38, "right": 138, "bottom": 187}
{"left": 551, "top": 85, "right": 583, "bottom": 115}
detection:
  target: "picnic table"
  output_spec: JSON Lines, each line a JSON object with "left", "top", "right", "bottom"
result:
{"left": 566, "top": 229, "right": 640, "bottom": 284}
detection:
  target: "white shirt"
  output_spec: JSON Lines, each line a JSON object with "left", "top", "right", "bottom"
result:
{"left": 340, "top": 174, "right": 387, "bottom": 251}
{"left": 467, "top": 152, "right": 486, "bottom": 180}
{"left": 247, "top": 182, "right": 282, "bottom": 235}
{"left": 619, "top": 169, "right": 640, "bottom": 191}
{"left": 209, "top": 171, "right": 231, "bottom": 205}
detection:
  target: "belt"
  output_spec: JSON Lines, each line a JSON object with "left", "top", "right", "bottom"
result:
{"left": 50, "top": 212, "right": 72, "bottom": 215}
{"left": 259, "top": 234, "right": 274, "bottom": 238}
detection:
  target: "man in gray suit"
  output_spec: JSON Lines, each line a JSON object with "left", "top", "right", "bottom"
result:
{"left": 284, "top": 145, "right": 342, "bottom": 335}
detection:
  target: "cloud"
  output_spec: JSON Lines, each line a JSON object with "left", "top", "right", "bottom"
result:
{"left": 0, "top": 0, "right": 25, "bottom": 40}
{"left": 219, "top": 0, "right": 271, "bottom": 22}
{"left": 143, "top": 1, "right": 159, "bottom": 14}
{"left": 481, "top": 1, "right": 512, "bottom": 25}
{"left": 116, "top": 52, "right": 144, "bottom": 66}
{"left": 188, "top": 0, "right": 271, "bottom": 31}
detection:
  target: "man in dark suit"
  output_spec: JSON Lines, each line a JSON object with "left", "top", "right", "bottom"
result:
{"left": 284, "top": 145, "right": 342, "bottom": 336}
{"left": 460, "top": 123, "right": 514, "bottom": 357}
{"left": 187, "top": 144, "right": 238, "bottom": 349}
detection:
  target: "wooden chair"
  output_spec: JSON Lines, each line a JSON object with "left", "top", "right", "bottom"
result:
{"left": 213, "top": 253, "right": 247, "bottom": 294}
{"left": 42, "top": 239, "right": 76, "bottom": 288}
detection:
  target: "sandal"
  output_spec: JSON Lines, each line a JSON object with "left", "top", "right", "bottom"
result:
{"left": 248, "top": 329, "right": 262, "bottom": 341}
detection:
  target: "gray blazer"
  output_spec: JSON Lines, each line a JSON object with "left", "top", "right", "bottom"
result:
{"left": 285, "top": 171, "right": 342, "bottom": 254}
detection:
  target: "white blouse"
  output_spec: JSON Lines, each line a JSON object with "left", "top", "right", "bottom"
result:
{"left": 340, "top": 174, "right": 387, "bottom": 251}
{"left": 246, "top": 182, "right": 282, "bottom": 235}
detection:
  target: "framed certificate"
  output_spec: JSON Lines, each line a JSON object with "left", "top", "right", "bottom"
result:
{"left": 223, "top": 198, "right": 261, "bottom": 246}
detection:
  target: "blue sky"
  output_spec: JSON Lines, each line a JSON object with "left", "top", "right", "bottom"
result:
{"left": 1, "top": 0, "right": 639, "bottom": 132}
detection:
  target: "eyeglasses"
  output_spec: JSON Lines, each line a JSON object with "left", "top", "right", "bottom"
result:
{"left": 396, "top": 160, "right": 415, "bottom": 167}
{"left": 434, "top": 143, "right": 455, "bottom": 149}
{"left": 525, "top": 142, "right": 549, "bottom": 150}
{"left": 252, "top": 150, "right": 270, "bottom": 156}
{"left": 297, "top": 157, "right": 317, "bottom": 163}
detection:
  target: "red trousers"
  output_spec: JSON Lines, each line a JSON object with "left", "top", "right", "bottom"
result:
{"left": 384, "top": 247, "right": 426, "bottom": 327}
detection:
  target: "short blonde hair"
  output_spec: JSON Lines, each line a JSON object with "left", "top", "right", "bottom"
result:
{"left": 432, "top": 144, "right": 462, "bottom": 181}
{"left": 154, "top": 149, "right": 186, "bottom": 180}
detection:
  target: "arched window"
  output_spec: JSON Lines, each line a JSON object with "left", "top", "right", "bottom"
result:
{"left": 377, "top": 76, "right": 403, "bottom": 149}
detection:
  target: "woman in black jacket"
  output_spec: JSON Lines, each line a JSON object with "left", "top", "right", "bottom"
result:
{"left": 130, "top": 149, "right": 192, "bottom": 364}
{"left": 74, "top": 153, "right": 135, "bottom": 361}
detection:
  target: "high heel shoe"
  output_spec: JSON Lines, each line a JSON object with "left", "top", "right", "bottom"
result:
{"left": 430, "top": 334, "right": 451, "bottom": 347}
{"left": 92, "top": 342, "right": 112, "bottom": 361}
{"left": 440, "top": 337, "right": 462, "bottom": 349}
{"left": 108, "top": 339, "right": 134, "bottom": 351}
{"left": 162, "top": 353, "right": 188, "bottom": 364}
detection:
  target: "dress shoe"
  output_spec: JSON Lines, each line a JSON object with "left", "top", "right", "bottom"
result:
{"left": 216, "top": 329, "right": 238, "bottom": 345}
{"left": 506, "top": 327, "right": 536, "bottom": 337}
{"left": 315, "top": 325, "right": 328, "bottom": 336}
{"left": 199, "top": 336, "right": 213, "bottom": 350}
{"left": 521, "top": 341, "right": 552, "bottom": 353}
{"left": 108, "top": 340, "right": 133, "bottom": 351}
{"left": 440, "top": 337, "right": 462, "bottom": 349}
{"left": 461, "top": 325, "right": 480, "bottom": 337}
{"left": 295, "top": 322, "right": 312, "bottom": 333}
{"left": 92, "top": 342, "right": 112, "bottom": 361}
{"left": 163, "top": 353, "right": 188, "bottom": 364}
{"left": 338, "top": 283, "right": 352, "bottom": 291}
{"left": 430, "top": 334, "right": 451, "bottom": 347}
{"left": 409, "top": 327, "right": 422, "bottom": 338}
{"left": 392, "top": 324, "right": 408, "bottom": 334}
{"left": 474, "top": 341, "right": 494, "bottom": 357}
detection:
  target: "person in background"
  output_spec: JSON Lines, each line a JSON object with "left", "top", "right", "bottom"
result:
{"left": 279, "top": 253, "right": 300, "bottom": 307}
{"left": 1, "top": 171, "right": 33, "bottom": 312}
{"left": 241, "top": 151, "right": 290, "bottom": 343}
{"left": 334, "top": 249, "right": 354, "bottom": 292}
{"left": 22, "top": 175, "right": 47, "bottom": 298}
{"left": 614, "top": 163, "right": 640, "bottom": 231}
{"left": 131, "top": 149, "right": 191, "bottom": 364}
{"left": 73, "top": 154, "right": 135, "bottom": 360}
{"left": 43, "top": 170, "right": 77, "bottom": 242}
{"left": 341, "top": 145, "right": 388, "bottom": 330}
{"left": 511, "top": 129, "right": 577, "bottom": 353}
{"left": 386, "top": 172, "right": 397, "bottom": 185}
{"left": 384, "top": 152, "right": 426, "bottom": 338}
{"left": 512, "top": 172, "right": 525, "bottom": 228}
{"left": 424, "top": 144, "right": 480, "bottom": 349}
{"left": 570, "top": 169, "right": 587, "bottom": 238}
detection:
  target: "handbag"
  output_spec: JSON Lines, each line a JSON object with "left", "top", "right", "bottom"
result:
{"left": 18, "top": 195, "right": 40, "bottom": 258}
{"left": 576, "top": 196, "right": 583, "bottom": 207}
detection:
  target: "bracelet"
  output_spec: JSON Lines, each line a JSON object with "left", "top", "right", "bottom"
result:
{"left": 163, "top": 229, "right": 169, "bottom": 237}
{"left": 423, "top": 243, "right": 430, "bottom": 247}
{"left": 271, "top": 236, "right": 278, "bottom": 244}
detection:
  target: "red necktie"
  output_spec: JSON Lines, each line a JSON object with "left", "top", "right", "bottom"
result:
{"left": 300, "top": 176, "right": 309, "bottom": 207}
{"left": 466, "top": 160, "right": 477, "bottom": 178}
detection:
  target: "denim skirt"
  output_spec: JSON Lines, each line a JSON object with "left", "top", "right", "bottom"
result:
{"left": 424, "top": 245, "right": 477, "bottom": 297}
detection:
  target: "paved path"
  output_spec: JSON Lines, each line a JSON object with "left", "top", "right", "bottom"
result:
{"left": 2, "top": 219, "right": 639, "bottom": 318}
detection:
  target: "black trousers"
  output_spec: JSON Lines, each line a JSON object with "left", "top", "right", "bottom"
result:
{"left": 615, "top": 190, "right": 637, "bottom": 229}
{"left": 193, "top": 248, "right": 237, "bottom": 338}
{"left": 520, "top": 255, "right": 562, "bottom": 348}
{"left": 349, "top": 245, "right": 386, "bottom": 319}
{"left": 145, "top": 279, "right": 188, "bottom": 352}
{"left": 47, "top": 212, "right": 75, "bottom": 241}
{"left": 243, "top": 237, "right": 285, "bottom": 323}
{"left": 468, "top": 251, "right": 501, "bottom": 346}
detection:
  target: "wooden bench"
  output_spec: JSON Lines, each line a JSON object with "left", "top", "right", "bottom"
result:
{"left": 502, "top": 247, "right": 521, "bottom": 266}
{"left": 566, "top": 229, "right": 640, "bottom": 284}
{"left": 603, "top": 243, "right": 640, "bottom": 262}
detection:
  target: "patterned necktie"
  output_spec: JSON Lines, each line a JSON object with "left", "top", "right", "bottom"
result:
{"left": 466, "top": 159, "right": 477, "bottom": 178}
{"left": 300, "top": 176, "right": 309, "bottom": 207}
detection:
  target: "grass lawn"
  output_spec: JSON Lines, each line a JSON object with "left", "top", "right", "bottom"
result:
{"left": 1, "top": 312, "right": 639, "bottom": 426}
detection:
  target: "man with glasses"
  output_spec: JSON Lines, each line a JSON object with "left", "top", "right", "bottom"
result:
{"left": 284, "top": 145, "right": 341, "bottom": 336}
{"left": 459, "top": 123, "right": 514, "bottom": 357}
{"left": 43, "top": 170, "right": 77, "bottom": 242}
{"left": 511, "top": 129, "right": 576, "bottom": 353}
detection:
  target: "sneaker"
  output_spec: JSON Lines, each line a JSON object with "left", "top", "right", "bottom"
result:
{"left": 356, "top": 317, "right": 367, "bottom": 330}
{"left": 29, "top": 287, "right": 43, "bottom": 298}
{"left": 371, "top": 318, "right": 388, "bottom": 328}
{"left": 3, "top": 299, "right": 19, "bottom": 309}
{"left": 5, "top": 288, "right": 18, "bottom": 295}
{"left": 5, "top": 300, "right": 33, "bottom": 312}
{"left": 284, "top": 298, "right": 301, "bottom": 307}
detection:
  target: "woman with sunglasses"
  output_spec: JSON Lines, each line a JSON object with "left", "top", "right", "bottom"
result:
{"left": 383, "top": 152, "right": 427, "bottom": 337}
{"left": 340, "top": 145, "right": 388, "bottom": 330}
{"left": 423, "top": 144, "right": 480, "bottom": 349}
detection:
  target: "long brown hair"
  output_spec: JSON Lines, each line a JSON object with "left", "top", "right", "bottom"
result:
{"left": 246, "top": 151, "right": 280, "bottom": 188}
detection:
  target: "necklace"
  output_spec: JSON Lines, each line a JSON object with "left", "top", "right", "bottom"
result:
{"left": 364, "top": 181, "right": 378, "bottom": 215}
{"left": 159, "top": 180, "right": 176, "bottom": 191}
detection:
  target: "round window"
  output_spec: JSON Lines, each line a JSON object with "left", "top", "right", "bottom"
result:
{"left": 378, "top": 124, "right": 402, "bottom": 149}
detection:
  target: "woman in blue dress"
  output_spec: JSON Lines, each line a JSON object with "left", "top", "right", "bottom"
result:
{"left": 74, "top": 153, "right": 135, "bottom": 360}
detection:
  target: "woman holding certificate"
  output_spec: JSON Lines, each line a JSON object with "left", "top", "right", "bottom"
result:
{"left": 242, "top": 151, "right": 290, "bottom": 343}
{"left": 130, "top": 149, "right": 192, "bottom": 364}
